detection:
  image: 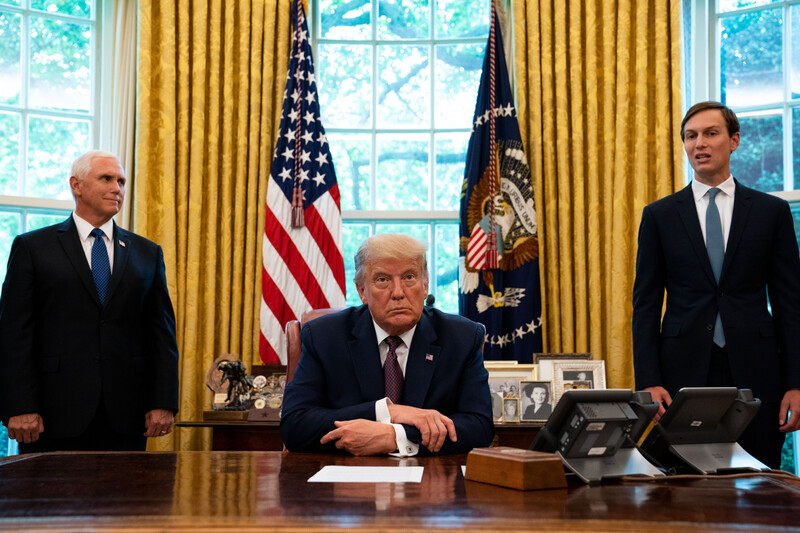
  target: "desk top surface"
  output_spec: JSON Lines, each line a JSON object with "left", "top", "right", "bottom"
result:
{"left": 1, "top": 450, "right": 799, "bottom": 532}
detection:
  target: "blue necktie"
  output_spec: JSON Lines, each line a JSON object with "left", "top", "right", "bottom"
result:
{"left": 384, "top": 336, "right": 404, "bottom": 404}
{"left": 706, "top": 188, "right": 726, "bottom": 347}
{"left": 91, "top": 228, "right": 111, "bottom": 304}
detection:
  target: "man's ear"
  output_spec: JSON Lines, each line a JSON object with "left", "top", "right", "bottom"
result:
{"left": 730, "top": 131, "right": 740, "bottom": 153}
{"left": 356, "top": 283, "right": 368, "bottom": 304}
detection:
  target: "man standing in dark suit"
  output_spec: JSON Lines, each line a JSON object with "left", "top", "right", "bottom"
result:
{"left": 632, "top": 102, "right": 800, "bottom": 468}
{"left": 281, "top": 233, "right": 493, "bottom": 456}
{"left": 0, "top": 150, "right": 180, "bottom": 453}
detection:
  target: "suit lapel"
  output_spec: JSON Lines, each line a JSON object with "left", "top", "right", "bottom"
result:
{"left": 56, "top": 217, "right": 102, "bottom": 305}
{"left": 348, "top": 308, "right": 386, "bottom": 400}
{"left": 106, "top": 223, "right": 130, "bottom": 303}
{"left": 675, "top": 184, "right": 717, "bottom": 285}
{"left": 721, "top": 179, "right": 751, "bottom": 282}
{"left": 404, "top": 312, "right": 438, "bottom": 408}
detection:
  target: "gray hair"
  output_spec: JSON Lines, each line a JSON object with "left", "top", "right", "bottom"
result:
{"left": 70, "top": 150, "right": 120, "bottom": 181}
{"left": 353, "top": 233, "right": 428, "bottom": 286}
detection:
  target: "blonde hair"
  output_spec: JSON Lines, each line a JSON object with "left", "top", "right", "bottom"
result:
{"left": 354, "top": 233, "right": 428, "bottom": 285}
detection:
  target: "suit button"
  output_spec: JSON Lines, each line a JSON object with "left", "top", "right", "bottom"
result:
{"left": 706, "top": 324, "right": 713, "bottom": 331}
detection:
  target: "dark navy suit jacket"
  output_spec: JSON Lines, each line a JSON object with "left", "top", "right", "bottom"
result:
{"left": 0, "top": 217, "right": 180, "bottom": 437}
{"left": 632, "top": 180, "right": 800, "bottom": 402}
{"left": 280, "top": 305, "right": 494, "bottom": 454}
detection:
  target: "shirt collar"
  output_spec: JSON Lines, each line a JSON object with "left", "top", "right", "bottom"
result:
{"left": 692, "top": 175, "right": 735, "bottom": 203}
{"left": 72, "top": 212, "right": 115, "bottom": 242}
{"left": 371, "top": 319, "right": 417, "bottom": 349}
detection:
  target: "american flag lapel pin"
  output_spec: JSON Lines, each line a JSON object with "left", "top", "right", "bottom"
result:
{"left": 426, "top": 354, "right": 434, "bottom": 362}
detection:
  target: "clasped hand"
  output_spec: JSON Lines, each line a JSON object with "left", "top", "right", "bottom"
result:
{"left": 320, "top": 405, "right": 457, "bottom": 456}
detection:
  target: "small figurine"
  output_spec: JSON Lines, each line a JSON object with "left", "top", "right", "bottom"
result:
{"left": 217, "top": 360, "right": 251, "bottom": 410}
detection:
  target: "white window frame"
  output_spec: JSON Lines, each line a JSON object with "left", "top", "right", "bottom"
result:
{"left": 689, "top": 0, "right": 800, "bottom": 200}
{"left": 0, "top": 0, "right": 107, "bottom": 220}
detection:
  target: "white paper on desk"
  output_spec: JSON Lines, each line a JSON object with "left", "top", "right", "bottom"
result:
{"left": 308, "top": 466, "right": 424, "bottom": 483}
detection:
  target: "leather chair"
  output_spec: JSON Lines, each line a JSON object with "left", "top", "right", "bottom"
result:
{"left": 285, "top": 308, "right": 343, "bottom": 384}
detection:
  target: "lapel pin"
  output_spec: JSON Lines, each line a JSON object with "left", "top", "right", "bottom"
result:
{"left": 426, "top": 354, "right": 434, "bottom": 362}
{"left": 119, "top": 240, "right": 126, "bottom": 247}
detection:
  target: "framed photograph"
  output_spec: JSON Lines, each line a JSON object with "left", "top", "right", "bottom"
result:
{"left": 502, "top": 397, "right": 520, "bottom": 422}
{"left": 533, "top": 353, "right": 592, "bottom": 364}
{"left": 519, "top": 380, "right": 553, "bottom": 421}
{"left": 552, "top": 360, "right": 606, "bottom": 402}
{"left": 486, "top": 364, "right": 536, "bottom": 422}
{"left": 536, "top": 354, "right": 592, "bottom": 381}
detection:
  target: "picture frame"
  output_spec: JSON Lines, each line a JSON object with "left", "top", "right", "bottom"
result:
{"left": 519, "top": 380, "right": 553, "bottom": 421}
{"left": 486, "top": 364, "right": 536, "bottom": 422}
{"left": 536, "top": 353, "right": 592, "bottom": 382}
{"left": 533, "top": 353, "right": 592, "bottom": 364}
{"left": 502, "top": 397, "right": 520, "bottom": 422}
{"left": 552, "top": 360, "right": 606, "bottom": 403}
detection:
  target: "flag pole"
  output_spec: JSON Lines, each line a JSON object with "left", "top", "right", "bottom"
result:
{"left": 485, "top": 0, "right": 498, "bottom": 269}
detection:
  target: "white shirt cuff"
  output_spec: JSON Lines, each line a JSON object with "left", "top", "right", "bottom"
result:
{"left": 375, "top": 398, "right": 418, "bottom": 456}
{"left": 375, "top": 397, "right": 392, "bottom": 423}
{"left": 389, "top": 423, "right": 419, "bottom": 457}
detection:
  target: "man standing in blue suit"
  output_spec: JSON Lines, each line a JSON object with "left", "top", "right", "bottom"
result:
{"left": 633, "top": 102, "right": 800, "bottom": 468}
{"left": 281, "top": 233, "right": 494, "bottom": 455}
{"left": 0, "top": 150, "right": 179, "bottom": 453}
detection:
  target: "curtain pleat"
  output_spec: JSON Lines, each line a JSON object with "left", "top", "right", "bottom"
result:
{"left": 514, "top": 0, "right": 683, "bottom": 389}
{"left": 136, "top": 0, "right": 292, "bottom": 450}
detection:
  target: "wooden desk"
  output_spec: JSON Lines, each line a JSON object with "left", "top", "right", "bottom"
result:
{"left": 176, "top": 420, "right": 541, "bottom": 451}
{"left": 2, "top": 451, "right": 799, "bottom": 531}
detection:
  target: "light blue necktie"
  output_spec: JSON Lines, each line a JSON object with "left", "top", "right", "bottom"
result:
{"left": 706, "top": 188, "right": 725, "bottom": 347}
{"left": 91, "top": 228, "right": 111, "bottom": 304}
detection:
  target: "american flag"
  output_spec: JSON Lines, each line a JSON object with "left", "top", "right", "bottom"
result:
{"left": 260, "top": 0, "right": 346, "bottom": 365}
{"left": 458, "top": 6, "right": 542, "bottom": 363}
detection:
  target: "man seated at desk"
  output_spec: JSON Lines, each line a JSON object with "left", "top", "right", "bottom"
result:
{"left": 280, "top": 233, "right": 494, "bottom": 456}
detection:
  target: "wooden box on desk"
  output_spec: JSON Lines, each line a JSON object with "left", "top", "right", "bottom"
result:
{"left": 465, "top": 447, "right": 567, "bottom": 490}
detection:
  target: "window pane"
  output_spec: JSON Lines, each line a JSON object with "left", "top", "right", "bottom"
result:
{"left": 319, "top": 44, "right": 371, "bottom": 128}
{"left": 378, "top": 0, "right": 429, "bottom": 40}
{"left": 27, "top": 115, "right": 89, "bottom": 199}
{"left": 436, "top": 0, "right": 489, "bottom": 39}
{"left": 374, "top": 223, "right": 428, "bottom": 241}
{"left": 376, "top": 133, "right": 428, "bottom": 210}
{"left": 0, "top": 111, "right": 20, "bottom": 195}
{"left": 330, "top": 133, "right": 371, "bottom": 210}
{"left": 434, "top": 132, "right": 468, "bottom": 210}
{"left": 718, "top": 0, "right": 778, "bottom": 14}
{"left": 320, "top": 0, "right": 370, "bottom": 40}
{"left": 0, "top": 0, "right": 21, "bottom": 7}
{"left": 792, "top": 5, "right": 800, "bottom": 99}
{"left": 720, "top": 8, "right": 782, "bottom": 107}
{"left": 27, "top": 211, "right": 66, "bottom": 230}
{"left": 731, "top": 111, "right": 783, "bottom": 192}
{"left": 435, "top": 43, "right": 483, "bottom": 128}
{"left": 343, "top": 223, "right": 371, "bottom": 306}
{"left": 377, "top": 45, "right": 429, "bottom": 128}
{"left": 0, "top": 11, "right": 22, "bottom": 106}
{"left": 434, "top": 223, "right": 458, "bottom": 313}
{"left": 31, "top": 0, "right": 91, "bottom": 18}
{"left": 0, "top": 210, "right": 21, "bottom": 281}
{"left": 29, "top": 16, "right": 91, "bottom": 112}
{"left": 793, "top": 107, "right": 800, "bottom": 191}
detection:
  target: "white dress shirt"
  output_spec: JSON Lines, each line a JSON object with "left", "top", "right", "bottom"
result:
{"left": 72, "top": 213, "right": 115, "bottom": 272}
{"left": 691, "top": 176, "right": 735, "bottom": 250}
{"left": 370, "top": 320, "right": 419, "bottom": 456}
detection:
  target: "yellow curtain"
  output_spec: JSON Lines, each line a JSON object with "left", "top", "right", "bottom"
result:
{"left": 513, "top": 0, "right": 684, "bottom": 389}
{"left": 136, "top": 0, "right": 292, "bottom": 450}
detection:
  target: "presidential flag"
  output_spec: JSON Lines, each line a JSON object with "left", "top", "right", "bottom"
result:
{"left": 260, "top": 0, "right": 345, "bottom": 364}
{"left": 458, "top": 9, "right": 542, "bottom": 363}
